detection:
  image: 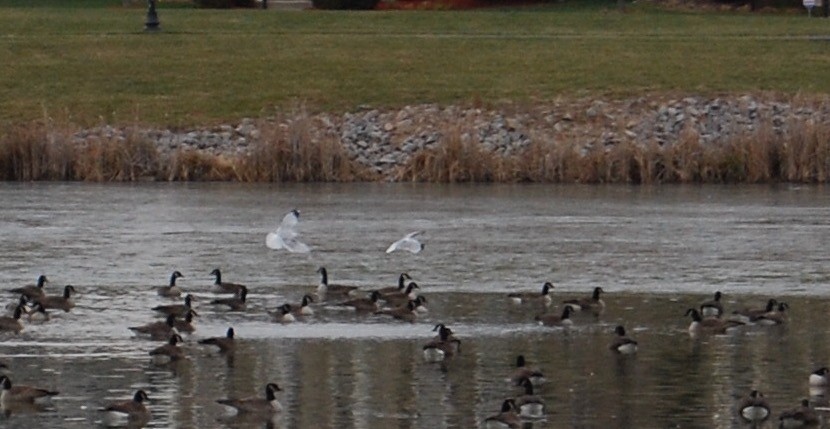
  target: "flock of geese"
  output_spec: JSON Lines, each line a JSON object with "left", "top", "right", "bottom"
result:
{"left": 493, "top": 285, "right": 821, "bottom": 429}
{"left": 0, "top": 267, "right": 823, "bottom": 428}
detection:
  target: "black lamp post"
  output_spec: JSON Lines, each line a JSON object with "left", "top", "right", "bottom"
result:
{"left": 145, "top": 0, "right": 160, "bottom": 32}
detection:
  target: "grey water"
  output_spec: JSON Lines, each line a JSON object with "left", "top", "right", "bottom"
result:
{"left": 0, "top": 183, "right": 829, "bottom": 428}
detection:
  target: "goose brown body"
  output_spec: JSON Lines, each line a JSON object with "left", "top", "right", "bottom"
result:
{"left": 217, "top": 383, "right": 282, "bottom": 415}
{"left": 199, "top": 327, "right": 235, "bottom": 353}
{"left": 210, "top": 268, "right": 247, "bottom": 295}
{"left": 129, "top": 314, "right": 177, "bottom": 340}
{"left": 157, "top": 271, "right": 184, "bottom": 298}
{"left": 153, "top": 294, "right": 194, "bottom": 317}
{"left": 9, "top": 275, "right": 48, "bottom": 301}
{"left": 0, "top": 375, "right": 58, "bottom": 404}
{"left": 211, "top": 287, "right": 248, "bottom": 311}
{"left": 34, "top": 285, "right": 75, "bottom": 312}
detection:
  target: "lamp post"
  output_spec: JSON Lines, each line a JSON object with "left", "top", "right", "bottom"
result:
{"left": 145, "top": 0, "right": 160, "bottom": 32}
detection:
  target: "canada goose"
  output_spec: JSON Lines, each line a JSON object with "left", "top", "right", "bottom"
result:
{"left": 102, "top": 389, "right": 150, "bottom": 427}
{"left": 211, "top": 286, "right": 248, "bottom": 311}
{"left": 563, "top": 287, "right": 605, "bottom": 312}
{"left": 515, "top": 377, "right": 545, "bottom": 419}
{"left": 738, "top": 390, "right": 771, "bottom": 423}
{"left": 152, "top": 294, "right": 195, "bottom": 317}
{"left": 730, "top": 298, "right": 778, "bottom": 324}
{"left": 0, "top": 305, "right": 24, "bottom": 334}
{"left": 316, "top": 267, "right": 359, "bottom": 298}
{"left": 289, "top": 294, "right": 314, "bottom": 316}
{"left": 375, "top": 300, "right": 418, "bottom": 323}
{"left": 685, "top": 308, "right": 743, "bottom": 335}
{"left": 9, "top": 275, "right": 48, "bottom": 300}
{"left": 173, "top": 310, "right": 198, "bottom": 334}
{"left": 699, "top": 291, "right": 724, "bottom": 318}
{"left": 5, "top": 295, "right": 30, "bottom": 317}
{"left": 482, "top": 399, "right": 521, "bottom": 429}
{"left": 149, "top": 333, "right": 185, "bottom": 364}
{"left": 129, "top": 314, "right": 177, "bottom": 340}
{"left": 413, "top": 295, "right": 429, "bottom": 313}
{"left": 338, "top": 291, "right": 381, "bottom": 312}
{"left": 26, "top": 303, "right": 50, "bottom": 323}
{"left": 810, "top": 367, "right": 830, "bottom": 387}
{"left": 535, "top": 306, "right": 573, "bottom": 327}
{"left": 157, "top": 270, "right": 184, "bottom": 298}
{"left": 610, "top": 325, "right": 638, "bottom": 354}
{"left": 199, "top": 327, "right": 235, "bottom": 353}
{"left": 382, "top": 282, "right": 420, "bottom": 307}
{"left": 778, "top": 399, "right": 819, "bottom": 428}
{"left": 266, "top": 209, "right": 311, "bottom": 253}
{"left": 210, "top": 268, "right": 247, "bottom": 295}
{"left": 508, "top": 281, "right": 554, "bottom": 306}
{"left": 756, "top": 302, "right": 789, "bottom": 326}
{"left": 34, "top": 285, "right": 75, "bottom": 312}
{"left": 270, "top": 304, "right": 295, "bottom": 324}
{"left": 386, "top": 231, "right": 424, "bottom": 254}
{"left": 217, "top": 383, "right": 283, "bottom": 415}
{"left": 510, "top": 355, "right": 545, "bottom": 385}
{"left": 423, "top": 324, "right": 461, "bottom": 362}
{"left": 378, "top": 273, "right": 411, "bottom": 297}
{"left": 431, "top": 323, "right": 459, "bottom": 342}
{"left": 0, "top": 375, "right": 58, "bottom": 405}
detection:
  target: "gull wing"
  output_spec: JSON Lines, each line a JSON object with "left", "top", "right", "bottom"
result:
{"left": 386, "top": 231, "right": 424, "bottom": 254}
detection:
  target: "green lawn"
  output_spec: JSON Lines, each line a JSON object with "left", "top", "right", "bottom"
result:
{"left": 2, "top": 1, "right": 829, "bottom": 126}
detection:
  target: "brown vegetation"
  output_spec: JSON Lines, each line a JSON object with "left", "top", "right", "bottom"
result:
{"left": 2, "top": 116, "right": 829, "bottom": 184}
{"left": 395, "top": 119, "right": 830, "bottom": 184}
{"left": 0, "top": 117, "right": 371, "bottom": 182}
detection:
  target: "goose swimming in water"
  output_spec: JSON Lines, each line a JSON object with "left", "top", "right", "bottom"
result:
{"left": 563, "top": 287, "right": 605, "bottom": 312}
{"left": 101, "top": 389, "right": 150, "bottom": 427}
{"left": 199, "top": 327, "right": 235, "bottom": 353}
{"left": 34, "top": 285, "right": 75, "bottom": 312}
{"left": 157, "top": 271, "right": 184, "bottom": 298}
{"left": 609, "top": 325, "right": 638, "bottom": 354}
{"left": 9, "top": 275, "right": 48, "bottom": 301}
{"left": 210, "top": 268, "right": 247, "bottom": 295}
{"left": 378, "top": 273, "right": 412, "bottom": 297}
{"left": 508, "top": 281, "right": 554, "bottom": 306}
{"left": 217, "top": 383, "right": 283, "bottom": 415}
{"left": 316, "top": 267, "right": 359, "bottom": 298}
{"left": 482, "top": 399, "right": 521, "bottom": 429}
{"left": 737, "top": 390, "right": 771, "bottom": 423}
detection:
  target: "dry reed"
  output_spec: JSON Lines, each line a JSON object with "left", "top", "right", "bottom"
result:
{"left": 235, "top": 114, "right": 371, "bottom": 182}
{"left": 395, "top": 120, "right": 830, "bottom": 184}
{"left": 2, "top": 114, "right": 830, "bottom": 184}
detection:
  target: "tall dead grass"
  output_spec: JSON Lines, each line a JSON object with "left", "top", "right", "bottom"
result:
{"left": 235, "top": 114, "right": 370, "bottom": 182}
{"left": 2, "top": 116, "right": 829, "bottom": 183}
{"left": 0, "top": 123, "right": 159, "bottom": 181}
{"left": 395, "top": 121, "right": 830, "bottom": 184}
{"left": 0, "top": 115, "right": 371, "bottom": 182}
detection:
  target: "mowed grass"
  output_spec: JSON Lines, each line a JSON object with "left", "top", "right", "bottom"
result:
{"left": 2, "top": 1, "right": 830, "bottom": 126}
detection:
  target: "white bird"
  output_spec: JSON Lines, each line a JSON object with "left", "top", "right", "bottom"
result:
{"left": 386, "top": 231, "right": 424, "bottom": 254}
{"left": 266, "top": 209, "right": 311, "bottom": 253}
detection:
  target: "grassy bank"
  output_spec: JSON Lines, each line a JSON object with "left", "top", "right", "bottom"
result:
{"left": 2, "top": 2, "right": 830, "bottom": 125}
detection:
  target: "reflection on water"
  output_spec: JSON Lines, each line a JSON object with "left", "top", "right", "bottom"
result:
{"left": 0, "top": 183, "right": 828, "bottom": 428}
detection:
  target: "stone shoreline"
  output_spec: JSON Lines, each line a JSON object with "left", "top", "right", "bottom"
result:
{"left": 71, "top": 94, "right": 830, "bottom": 180}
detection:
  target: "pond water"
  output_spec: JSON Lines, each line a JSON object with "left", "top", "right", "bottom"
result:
{"left": 0, "top": 183, "right": 829, "bottom": 429}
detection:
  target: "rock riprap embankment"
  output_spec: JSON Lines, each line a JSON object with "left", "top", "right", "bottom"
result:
{"left": 71, "top": 95, "right": 830, "bottom": 178}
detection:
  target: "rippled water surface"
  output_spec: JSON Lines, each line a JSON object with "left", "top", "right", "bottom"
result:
{"left": 0, "top": 183, "right": 829, "bottom": 429}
